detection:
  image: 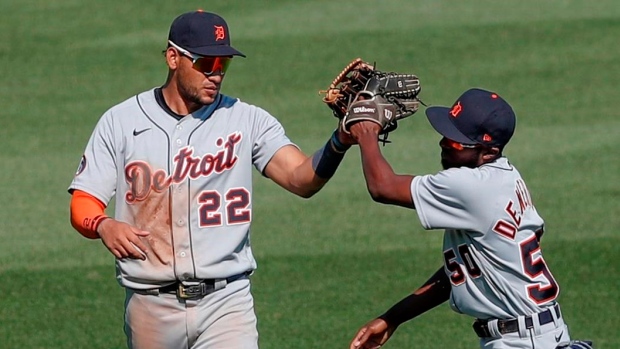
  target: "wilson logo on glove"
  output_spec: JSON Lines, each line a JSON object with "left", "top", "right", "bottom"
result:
{"left": 384, "top": 109, "right": 393, "bottom": 120}
{"left": 353, "top": 106, "right": 376, "bottom": 114}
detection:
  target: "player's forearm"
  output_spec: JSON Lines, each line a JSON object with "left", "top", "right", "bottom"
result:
{"left": 357, "top": 131, "right": 397, "bottom": 200}
{"left": 296, "top": 130, "right": 350, "bottom": 197}
{"left": 69, "top": 190, "right": 109, "bottom": 239}
{"left": 267, "top": 131, "right": 351, "bottom": 198}
{"left": 312, "top": 130, "right": 351, "bottom": 174}
{"left": 288, "top": 159, "right": 331, "bottom": 198}
{"left": 378, "top": 267, "right": 451, "bottom": 328}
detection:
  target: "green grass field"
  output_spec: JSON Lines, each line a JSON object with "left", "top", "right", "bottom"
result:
{"left": 0, "top": 0, "right": 618, "bottom": 348}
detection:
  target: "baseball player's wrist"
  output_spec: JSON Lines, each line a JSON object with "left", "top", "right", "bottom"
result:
{"left": 378, "top": 294, "right": 418, "bottom": 328}
{"left": 311, "top": 132, "right": 348, "bottom": 179}
{"left": 94, "top": 216, "right": 111, "bottom": 236}
{"left": 331, "top": 130, "right": 351, "bottom": 153}
{"left": 378, "top": 291, "right": 443, "bottom": 327}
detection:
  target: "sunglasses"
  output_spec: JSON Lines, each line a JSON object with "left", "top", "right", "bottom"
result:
{"left": 442, "top": 138, "right": 480, "bottom": 151}
{"left": 168, "top": 40, "right": 232, "bottom": 76}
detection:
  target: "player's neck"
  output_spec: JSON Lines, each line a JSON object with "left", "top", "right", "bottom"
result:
{"left": 161, "top": 85, "right": 199, "bottom": 115}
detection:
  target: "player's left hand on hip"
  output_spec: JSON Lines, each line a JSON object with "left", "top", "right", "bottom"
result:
{"left": 97, "top": 219, "right": 150, "bottom": 260}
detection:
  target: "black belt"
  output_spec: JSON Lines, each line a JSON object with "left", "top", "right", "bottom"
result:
{"left": 473, "top": 304, "right": 561, "bottom": 338}
{"left": 158, "top": 272, "right": 250, "bottom": 299}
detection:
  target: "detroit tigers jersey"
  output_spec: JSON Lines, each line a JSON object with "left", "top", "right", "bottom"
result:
{"left": 411, "top": 157, "right": 560, "bottom": 320}
{"left": 69, "top": 88, "right": 293, "bottom": 289}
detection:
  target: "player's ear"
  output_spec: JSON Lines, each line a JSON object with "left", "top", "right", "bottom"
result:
{"left": 165, "top": 47, "right": 181, "bottom": 69}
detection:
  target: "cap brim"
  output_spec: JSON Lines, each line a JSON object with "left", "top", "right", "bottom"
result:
{"left": 425, "top": 107, "right": 475, "bottom": 144}
{"left": 191, "top": 45, "right": 246, "bottom": 57}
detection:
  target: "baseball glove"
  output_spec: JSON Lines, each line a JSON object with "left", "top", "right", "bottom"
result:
{"left": 320, "top": 58, "right": 421, "bottom": 140}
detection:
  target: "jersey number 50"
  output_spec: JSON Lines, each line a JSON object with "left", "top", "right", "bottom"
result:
{"left": 443, "top": 236, "right": 559, "bottom": 305}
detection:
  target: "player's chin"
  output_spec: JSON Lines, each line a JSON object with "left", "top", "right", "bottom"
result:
{"left": 441, "top": 159, "right": 452, "bottom": 170}
{"left": 198, "top": 89, "right": 219, "bottom": 104}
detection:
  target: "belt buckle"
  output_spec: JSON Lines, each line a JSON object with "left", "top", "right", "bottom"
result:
{"left": 177, "top": 282, "right": 217, "bottom": 299}
{"left": 178, "top": 283, "right": 203, "bottom": 299}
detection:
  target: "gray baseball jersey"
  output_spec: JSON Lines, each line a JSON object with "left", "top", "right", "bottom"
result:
{"left": 69, "top": 88, "right": 293, "bottom": 289}
{"left": 411, "top": 157, "right": 560, "bottom": 320}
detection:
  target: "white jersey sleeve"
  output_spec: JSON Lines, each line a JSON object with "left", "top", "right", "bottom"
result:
{"left": 248, "top": 105, "right": 294, "bottom": 174}
{"left": 69, "top": 107, "right": 120, "bottom": 204}
{"left": 411, "top": 167, "right": 487, "bottom": 231}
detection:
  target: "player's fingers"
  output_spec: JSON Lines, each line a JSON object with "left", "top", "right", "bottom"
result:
{"left": 113, "top": 244, "right": 130, "bottom": 259}
{"left": 127, "top": 235, "right": 149, "bottom": 256}
{"left": 128, "top": 241, "right": 148, "bottom": 260}
{"left": 350, "top": 328, "right": 370, "bottom": 349}
{"left": 108, "top": 248, "right": 123, "bottom": 259}
{"left": 100, "top": 237, "right": 123, "bottom": 259}
{"left": 132, "top": 228, "right": 150, "bottom": 237}
{"left": 119, "top": 240, "right": 148, "bottom": 260}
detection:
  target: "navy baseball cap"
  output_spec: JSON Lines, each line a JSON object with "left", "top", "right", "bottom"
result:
{"left": 168, "top": 10, "right": 245, "bottom": 57}
{"left": 425, "top": 88, "right": 516, "bottom": 147}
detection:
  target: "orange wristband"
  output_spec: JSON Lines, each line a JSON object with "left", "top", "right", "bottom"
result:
{"left": 70, "top": 190, "right": 109, "bottom": 239}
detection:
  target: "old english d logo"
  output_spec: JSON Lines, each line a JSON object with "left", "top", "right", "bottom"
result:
{"left": 214, "top": 25, "right": 226, "bottom": 41}
{"left": 450, "top": 101, "right": 462, "bottom": 117}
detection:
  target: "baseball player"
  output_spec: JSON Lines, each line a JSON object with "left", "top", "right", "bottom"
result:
{"left": 68, "top": 10, "right": 354, "bottom": 349}
{"left": 346, "top": 88, "right": 593, "bottom": 349}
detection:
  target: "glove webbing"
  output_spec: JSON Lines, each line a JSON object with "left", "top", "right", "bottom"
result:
{"left": 388, "top": 96, "right": 419, "bottom": 116}
{"left": 373, "top": 73, "right": 420, "bottom": 99}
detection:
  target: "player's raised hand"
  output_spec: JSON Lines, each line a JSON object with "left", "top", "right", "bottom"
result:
{"left": 349, "top": 318, "right": 395, "bottom": 349}
{"left": 348, "top": 121, "right": 382, "bottom": 143}
{"left": 336, "top": 124, "right": 357, "bottom": 146}
{"left": 96, "top": 219, "right": 150, "bottom": 260}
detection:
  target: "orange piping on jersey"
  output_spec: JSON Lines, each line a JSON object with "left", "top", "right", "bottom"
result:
{"left": 70, "top": 190, "right": 109, "bottom": 239}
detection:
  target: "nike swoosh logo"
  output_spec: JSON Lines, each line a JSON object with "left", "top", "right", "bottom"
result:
{"left": 133, "top": 128, "right": 151, "bottom": 136}
{"left": 555, "top": 330, "right": 563, "bottom": 342}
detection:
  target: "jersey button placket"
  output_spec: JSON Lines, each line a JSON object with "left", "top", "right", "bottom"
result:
{"left": 175, "top": 124, "right": 184, "bottom": 147}
{"left": 170, "top": 121, "right": 192, "bottom": 280}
